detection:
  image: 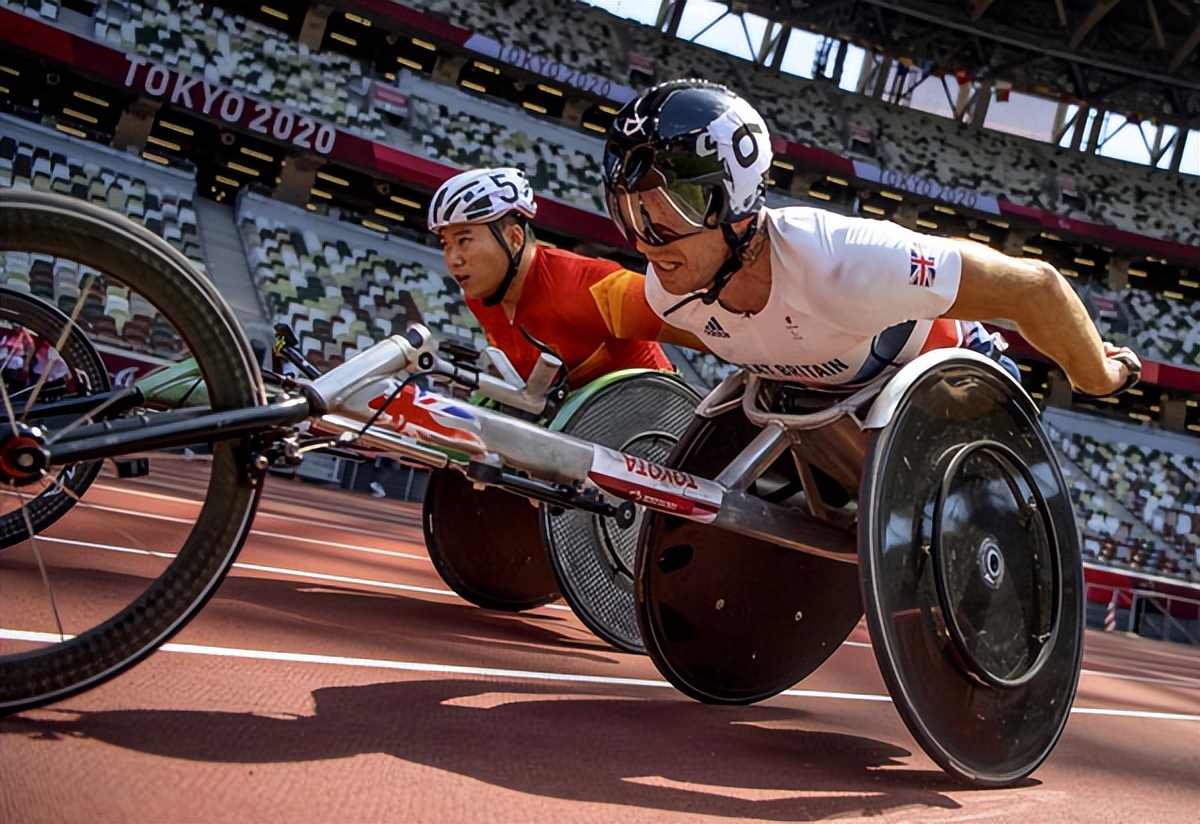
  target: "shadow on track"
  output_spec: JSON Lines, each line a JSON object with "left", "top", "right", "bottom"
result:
{"left": 199, "top": 573, "right": 626, "bottom": 664}
{"left": 4, "top": 679, "right": 1024, "bottom": 820}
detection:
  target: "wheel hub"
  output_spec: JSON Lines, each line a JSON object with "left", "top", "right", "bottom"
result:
{"left": 978, "top": 536, "right": 1005, "bottom": 590}
{"left": 930, "top": 439, "right": 1060, "bottom": 688}
{"left": 0, "top": 423, "right": 50, "bottom": 486}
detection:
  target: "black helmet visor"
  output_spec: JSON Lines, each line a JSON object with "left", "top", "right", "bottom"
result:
{"left": 604, "top": 185, "right": 709, "bottom": 247}
{"left": 603, "top": 134, "right": 726, "bottom": 247}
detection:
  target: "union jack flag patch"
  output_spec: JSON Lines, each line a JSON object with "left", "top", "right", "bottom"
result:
{"left": 367, "top": 383, "right": 485, "bottom": 451}
{"left": 909, "top": 247, "right": 936, "bottom": 287}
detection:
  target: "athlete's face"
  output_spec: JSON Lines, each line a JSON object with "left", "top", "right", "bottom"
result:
{"left": 635, "top": 227, "right": 733, "bottom": 296}
{"left": 438, "top": 223, "right": 518, "bottom": 301}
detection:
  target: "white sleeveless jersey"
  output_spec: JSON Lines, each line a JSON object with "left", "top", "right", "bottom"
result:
{"left": 646, "top": 206, "right": 975, "bottom": 387}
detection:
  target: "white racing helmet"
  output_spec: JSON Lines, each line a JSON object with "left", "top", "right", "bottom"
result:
{"left": 428, "top": 168, "right": 539, "bottom": 306}
{"left": 602, "top": 80, "right": 772, "bottom": 315}
{"left": 428, "top": 167, "right": 537, "bottom": 231}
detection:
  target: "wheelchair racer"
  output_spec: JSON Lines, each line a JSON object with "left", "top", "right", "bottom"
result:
{"left": 600, "top": 79, "right": 1141, "bottom": 398}
{"left": 428, "top": 167, "right": 704, "bottom": 391}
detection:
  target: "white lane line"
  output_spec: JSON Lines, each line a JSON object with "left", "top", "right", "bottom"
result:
{"left": 7, "top": 537, "right": 1190, "bottom": 681}
{"left": 1068, "top": 706, "right": 1200, "bottom": 721}
{"left": 261, "top": 560, "right": 564, "bottom": 611}
{"left": 90, "top": 482, "right": 206, "bottom": 505}
{"left": 1081, "top": 668, "right": 1200, "bottom": 688}
{"left": 2, "top": 539, "right": 1182, "bottom": 675}
{"left": 26, "top": 536, "right": 175, "bottom": 560}
{"left": 3, "top": 630, "right": 1197, "bottom": 721}
{"left": 13, "top": 536, "right": 570, "bottom": 610}
{"left": 33, "top": 504, "right": 430, "bottom": 563}
{"left": 5, "top": 537, "right": 1188, "bottom": 675}
{"left": 90, "top": 483, "right": 423, "bottom": 545}
{"left": 231, "top": 560, "right": 482, "bottom": 601}
{"left": 248, "top": 529, "right": 428, "bottom": 563}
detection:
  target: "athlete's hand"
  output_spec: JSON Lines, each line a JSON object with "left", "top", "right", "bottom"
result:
{"left": 1094, "top": 343, "right": 1141, "bottom": 397}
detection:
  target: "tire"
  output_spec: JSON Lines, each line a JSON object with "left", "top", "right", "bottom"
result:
{"left": 858, "top": 354, "right": 1083, "bottom": 786}
{"left": 422, "top": 467, "right": 560, "bottom": 611}
{"left": 635, "top": 407, "right": 863, "bottom": 704}
{"left": 0, "top": 287, "right": 109, "bottom": 548}
{"left": 0, "top": 190, "right": 264, "bottom": 715}
{"left": 542, "top": 370, "right": 701, "bottom": 653}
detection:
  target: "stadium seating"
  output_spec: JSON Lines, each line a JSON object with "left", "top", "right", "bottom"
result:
{"left": 411, "top": 0, "right": 1200, "bottom": 246}
{"left": 0, "top": 0, "right": 58, "bottom": 22}
{"left": 0, "top": 119, "right": 205, "bottom": 266}
{"left": 1120, "top": 289, "right": 1200, "bottom": 367}
{"left": 94, "top": 0, "right": 388, "bottom": 141}
{"left": 235, "top": 192, "right": 485, "bottom": 369}
{"left": 1050, "top": 424, "right": 1199, "bottom": 582}
{"left": 13, "top": 0, "right": 1197, "bottom": 244}
{"left": 0, "top": 118, "right": 197, "bottom": 357}
{"left": 414, "top": 0, "right": 617, "bottom": 82}
{"left": 402, "top": 94, "right": 607, "bottom": 213}
{"left": 1080, "top": 279, "right": 1200, "bottom": 369}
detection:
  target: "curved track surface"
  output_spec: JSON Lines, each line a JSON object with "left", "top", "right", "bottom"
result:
{"left": 3, "top": 466, "right": 1197, "bottom": 822}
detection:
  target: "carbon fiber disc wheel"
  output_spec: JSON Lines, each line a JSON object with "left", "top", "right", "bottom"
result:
{"left": 423, "top": 467, "right": 560, "bottom": 611}
{"left": 858, "top": 355, "right": 1083, "bottom": 787}
{"left": 636, "top": 406, "right": 863, "bottom": 703}
{"left": 542, "top": 371, "right": 700, "bottom": 653}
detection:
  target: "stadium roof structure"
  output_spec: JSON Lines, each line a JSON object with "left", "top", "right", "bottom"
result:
{"left": 684, "top": 0, "right": 1200, "bottom": 123}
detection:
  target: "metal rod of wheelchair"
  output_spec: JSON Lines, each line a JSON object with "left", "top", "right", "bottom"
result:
{"left": 42, "top": 329, "right": 859, "bottom": 565}
{"left": 710, "top": 489, "right": 858, "bottom": 564}
{"left": 714, "top": 420, "right": 791, "bottom": 490}
{"left": 46, "top": 397, "right": 314, "bottom": 465}
{"left": 310, "top": 329, "right": 862, "bottom": 564}
{"left": 315, "top": 414, "right": 452, "bottom": 470}
{"left": 313, "top": 329, "right": 596, "bottom": 485}
{"left": 423, "top": 350, "right": 561, "bottom": 416}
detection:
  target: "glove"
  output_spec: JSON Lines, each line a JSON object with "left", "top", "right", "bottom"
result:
{"left": 1097, "top": 343, "right": 1141, "bottom": 397}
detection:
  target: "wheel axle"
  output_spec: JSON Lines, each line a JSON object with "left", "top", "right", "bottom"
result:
{"left": 0, "top": 423, "right": 49, "bottom": 487}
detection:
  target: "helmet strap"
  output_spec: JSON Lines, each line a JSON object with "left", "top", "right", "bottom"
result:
{"left": 662, "top": 214, "right": 760, "bottom": 318}
{"left": 482, "top": 218, "right": 529, "bottom": 307}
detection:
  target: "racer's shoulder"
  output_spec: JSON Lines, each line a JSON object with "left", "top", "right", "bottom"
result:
{"left": 767, "top": 204, "right": 906, "bottom": 243}
{"left": 763, "top": 205, "right": 861, "bottom": 254}
{"left": 535, "top": 247, "right": 631, "bottom": 291}
{"left": 765, "top": 204, "right": 850, "bottom": 231}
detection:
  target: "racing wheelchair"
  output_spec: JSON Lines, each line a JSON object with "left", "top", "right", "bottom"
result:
{"left": 420, "top": 356, "right": 698, "bottom": 654}
{"left": 0, "top": 192, "right": 1082, "bottom": 787}
{"left": 272, "top": 316, "right": 699, "bottom": 654}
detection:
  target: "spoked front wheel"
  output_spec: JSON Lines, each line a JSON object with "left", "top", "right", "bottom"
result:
{"left": 0, "top": 286, "right": 110, "bottom": 548}
{"left": 0, "top": 190, "right": 265, "bottom": 715}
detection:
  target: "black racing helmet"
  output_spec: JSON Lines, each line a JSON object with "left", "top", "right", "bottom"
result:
{"left": 602, "top": 79, "right": 773, "bottom": 247}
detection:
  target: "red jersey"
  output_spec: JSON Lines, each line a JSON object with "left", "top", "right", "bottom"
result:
{"left": 466, "top": 247, "right": 673, "bottom": 389}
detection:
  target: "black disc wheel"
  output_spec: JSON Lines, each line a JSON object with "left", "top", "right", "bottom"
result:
{"left": 1, "top": 191, "right": 264, "bottom": 715}
{"left": 859, "top": 354, "right": 1083, "bottom": 786}
{"left": 636, "top": 406, "right": 863, "bottom": 704}
{"left": 0, "top": 287, "right": 110, "bottom": 548}
{"left": 542, "top": 371, "right": 700, "bottom": 653}
{"left": 423, "top": 467, "right": 560, "bottom": 611}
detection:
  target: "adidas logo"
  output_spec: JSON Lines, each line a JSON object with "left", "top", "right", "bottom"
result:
{"left": 703, "top": 317, "right": 730, "bottom": 338}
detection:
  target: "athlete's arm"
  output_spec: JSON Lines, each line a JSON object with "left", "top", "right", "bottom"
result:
{"left": 946, "top": 240, "right": 1134, "bottom": 396}
{"left": 589, "top": 268, "right": 710, "bottom": 352}
{"left": 657, "top": 324, "right": 709, "bottom": 352}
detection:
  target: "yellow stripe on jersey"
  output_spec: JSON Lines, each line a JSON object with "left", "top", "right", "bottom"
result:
{"left": 588, "top": 268, "right": 662, "bottom": 340}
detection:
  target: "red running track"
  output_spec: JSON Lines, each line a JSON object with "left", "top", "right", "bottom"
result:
{"left": 2, "top": 466, "right": 1197, "bottom": 822}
